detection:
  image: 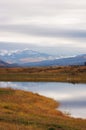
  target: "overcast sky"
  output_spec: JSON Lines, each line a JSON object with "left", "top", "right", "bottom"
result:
{"left": 0, "top": 0, "right": 86, "bottom": 55}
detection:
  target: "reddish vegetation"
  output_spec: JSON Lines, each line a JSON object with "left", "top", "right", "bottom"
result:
{"left": 0, "top": 66, "right": 86, "bottom": 73}
{"left": 0, "top": 66, "right": 86, "bottom": 82}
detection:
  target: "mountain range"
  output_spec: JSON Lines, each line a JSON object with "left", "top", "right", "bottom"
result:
{"left": 0, "top": 49, "right": 86, "bottom": 67}
{"left": 0, "top": 60, "right": 9, "bottom": 67}
{"left": 23, "top": 54, "right": 86, "bottom": 67}
{"left": 0, "top": 49, "right": 54, "bottom": 64}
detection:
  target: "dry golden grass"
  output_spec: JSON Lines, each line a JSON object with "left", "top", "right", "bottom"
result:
{"left": 0, "top": 88, "right": 86, "bottom": 130}
{"left": 0, "top": 66, "right": 86, "bottom": 83}
{"left": 0, "top": 66, "right": 86, "bottom": 73}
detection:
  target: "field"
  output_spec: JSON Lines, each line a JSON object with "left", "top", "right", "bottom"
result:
{"left": 0, "top": 66, "right": 86, "bottom": 83}
{"left": 0, "top": 87, "right": 86, "bottom": 130}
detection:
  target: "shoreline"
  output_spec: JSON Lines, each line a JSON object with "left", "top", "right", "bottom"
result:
{"left": 0, "top": 87, "right": 86, "bottom": 130}
{"left": 0, "top": 66, "right": 86, "bottom": 83}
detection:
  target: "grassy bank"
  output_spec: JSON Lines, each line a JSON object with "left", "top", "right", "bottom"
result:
{"left": 0, "top": 87, "right": 86, "bottom": 130}
{"left": 0, "top": 66, "right": 86, "bottom": 83}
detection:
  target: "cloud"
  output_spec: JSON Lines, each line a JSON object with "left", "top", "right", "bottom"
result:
{"left": 0, "top": 0, "right": 86, "bottom": 53}
{"left": 0, "top": 23, "right": 86, "bottom": 47}
{"left": 1, "top": 23, "right": 86, "bottom": 38}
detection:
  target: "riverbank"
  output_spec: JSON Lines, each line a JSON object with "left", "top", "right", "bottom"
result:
{"left": 0, "top": 87, "right": 86, "bottom": 130}
{"left": 0, "top": 66, "right": 86, "bottom": 83}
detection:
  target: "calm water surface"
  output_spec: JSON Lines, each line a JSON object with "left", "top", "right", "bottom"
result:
{"left": 0, "top": 82, "right": 86, "bottom": 119}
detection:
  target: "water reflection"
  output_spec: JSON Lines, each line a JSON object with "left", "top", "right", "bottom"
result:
{"left": 0, "top": 82, "right": 86, "bottom": 118}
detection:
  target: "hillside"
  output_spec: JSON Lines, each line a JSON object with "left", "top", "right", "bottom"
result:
{"left": 0, "top": 60, "right": 9, "bottom": 67}
{"left": 23, "top": 54, "right": 86, "bottom": 67}
{"left": 0, "top": 60, "right": 18, "bottom": 68}
{"left": 0, "top": 49, "right": 86, "bottom": 66}
{"left": 0, "top": 88, "right": 86, "bottom": 130}
{"left": 0, "top": 49, "right": 54, "bottom": 64}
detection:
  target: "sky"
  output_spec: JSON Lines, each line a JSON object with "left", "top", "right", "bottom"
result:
{"left": 0, "top": 0, "right": 86, "bottom": 55}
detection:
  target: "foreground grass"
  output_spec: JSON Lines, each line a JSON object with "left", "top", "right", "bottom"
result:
{"left": 0, "top": 88, "right": 86, "bottom": 130}
{"left": 0, "top": 66, "right": 86, "bottom": 83}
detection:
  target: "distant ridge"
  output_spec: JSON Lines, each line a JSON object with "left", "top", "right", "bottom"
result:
{"left": 0, "top": 59, "right": 19, "bottom": 68}
{"left": 0, "top": 60, "right": 9, "bottom": 67}
{"left": 22, "top": 54, "right": 86, "bottom": 67}
{"left": 0, "top": 48, "right": 86, "bottom": 67}
{"left": 0, "top": 48, "right": 54, "bottom": 64}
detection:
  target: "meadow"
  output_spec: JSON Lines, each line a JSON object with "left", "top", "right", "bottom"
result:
{"left": 0, "top": 66, "right": 86, "bottom": 83}
{"left": 0, "top": 87, "right": 86, "bottom": 130}
{"left": 0, "top": 66, "right": 86, "bottom": 130}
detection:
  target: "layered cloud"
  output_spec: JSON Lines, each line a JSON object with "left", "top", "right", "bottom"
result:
{"left": 0, "top": 0, "right": 86, "bottom": 51}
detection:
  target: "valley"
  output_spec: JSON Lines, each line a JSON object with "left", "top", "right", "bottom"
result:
{"left": 0, "top": 49, "right": 86, "bottom": 130}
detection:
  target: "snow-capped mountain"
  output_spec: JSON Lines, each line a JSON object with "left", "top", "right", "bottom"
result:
{"left": 0, "top": 48, "right": 55, "bottom": 64}
{"left": 0, "top": 48, "right": 86, "bottom": 67}
{"left": 22, "top": 54, "right": 86, "bottom": 67}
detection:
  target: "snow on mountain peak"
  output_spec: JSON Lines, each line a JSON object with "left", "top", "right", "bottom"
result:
{"left": 0, "top": 49, "right": 21, "bottom": 56}
{"left": 0, "top": 49, "right": 31, "bottom": 56}
{"left": 0, "top": 48, "right": 51, "bottom": 58}
{"left": 0, "top": 50, "right": 8, "bottom": 56}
